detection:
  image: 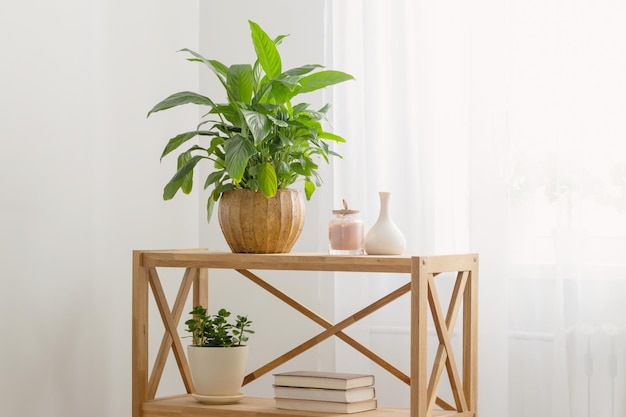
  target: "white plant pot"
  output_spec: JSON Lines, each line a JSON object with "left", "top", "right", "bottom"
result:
{"left": 187, "top": 345, "right": 249, "bottom": 396}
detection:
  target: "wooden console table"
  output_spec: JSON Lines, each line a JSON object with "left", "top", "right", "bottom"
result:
{"left": 132, "top": 250, "right": 478, "bottom": 417}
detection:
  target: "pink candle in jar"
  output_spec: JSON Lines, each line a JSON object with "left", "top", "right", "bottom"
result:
{"left": 328, "top": 200, "right": 364, "bottom": 255}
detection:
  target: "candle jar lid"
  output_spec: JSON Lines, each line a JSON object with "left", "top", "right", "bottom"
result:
{"left": 332, "top": 208, "right": 360, "bottom": 215}
{"left": 332, "top": 199, "right": 360, "bottom": 215}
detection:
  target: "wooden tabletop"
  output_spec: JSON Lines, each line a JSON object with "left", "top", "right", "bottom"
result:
{"left": 137, "top": 250, "right": 415, "bottom": 272}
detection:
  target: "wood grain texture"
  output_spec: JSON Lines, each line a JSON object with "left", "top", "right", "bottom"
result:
{"left": 142, "top": 396, "right": 473, "bottom": 417}
{"left": 427, "top": 272, "right": 468, "bottom": 413}
{"left": 411, "top": 257, "right": 429, "bottom": 417}
{"left": 463, "top": 256, "right": 479, "bottom": 413}
{"left": 132, "top": 251, "right": 149, "bottom": 417}
{"left": 427, "top": 275, "right": 467, "bottom": 413}
{"left": 147, "top": 268, "right": 196, "bottom": 398}
{"left": 218, "top": 189, "right": 305, "bottom": 253}
{"left": 142, "top": 251, "right": 413, "bottom": 272}
{"left": 243, "top": 281, "right": 411, "bottom": 385}
{"left": 132, "top": 251, "right": 479, "bottom": 417}
{"left": 236, "top": 268, "right": 410, "bottom": 385}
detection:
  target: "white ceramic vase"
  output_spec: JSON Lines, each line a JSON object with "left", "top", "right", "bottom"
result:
{"left": 364, "top": 192, "right": 406, "bottom": 255}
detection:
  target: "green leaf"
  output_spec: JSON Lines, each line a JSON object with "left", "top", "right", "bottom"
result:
{"left": 213, "top": 122, "right": 240, "bottom": 137}
{"left": 178, "top": 152, "right": 194, "bottom": 194}
{"left": 208, "top": 104, "right": 238, "bottom": 124}
{"left": 204, "top": 170, "right": 223, "bottom": 189}
{"left": 249, "top": 20, "right": 281, "bottom": 79}
{"left": 292, "top": 102, "right": 310, "bottom": 113}
{"left": 313, "top": 141, "right": 332, "bottom": 163}
{"left": 187, "top": 57, "right": 228, "bottom": 77}
{"left": 317, "top": 103, "right": 331, "bottom": 114}
{"left": 246, "top": 178, "right": 259, "bottom": 192}
{"left": 267, "top": 114, "right": 289, "bottom": 128}
{"left": 197, "top": 130, "right": 221, "bottom": 137}
{"left": 160, "top": 131, "right": 198, "bottom": 160}
{"left": 267, "top": 81, "right": 293, "bottom": 105}
{"left": 273, "top": 74, "right": 301, "bottom": 89}
{"left": 282, "top": 64, "right": 323, "bottom": 77}
{"left": 304, "top": 179, "right": 315, "bottom": 200}
{"left": 180, "top": 48, "right": 228, "bottom": 81}
{"left": 254, "top": 80, "right": 271, "bottom": 103}
{"left": 206, "top": 182, "right": 225, "bottom": 223}
{"left": 276, "top": 160, "right": 290, "bottom": 175}
{"left": 241, "top": 109, "right": 271, "bottom": 144}
{"left": 298, "top": 70, "right": 354, "bottom": 94}
{"left": 274, "top": 34, "right": 288, "bottom": 46}
{"left": 301, "top": 155, "right": 319, "bottom": 171}
{"left": 147, "top": 91, "right": 216, "bottom": 117}
{"left": 207, "top": 60, "right": 229, "bottom": 78}
{"left": 318, "top": 131, "right": 347, "bottom": 143}
{"left": 224, "top": 134, "right": 256, "bottom": 182}
{"left": 290, "top": 162, "right": 312, "bottom": 176}
{"left": 207, "top": 136, "right": 225, "bottom": 157}
{"left": 227, "top": 64, "right": 254, "bottom": 104}
{"left": 222, "top": 183, "right": 236, "bottom": 193}
{"left": 206, "top": 196, "right": 215, "bottom": 223}
{"left": 163, "top": 155, "right": 206, "bottom": 200}
{"left": 257, "top": 163, "right": 277, "bottom": 197}
{"left": 164, "top": 177, "right": 185, "bottom": 201}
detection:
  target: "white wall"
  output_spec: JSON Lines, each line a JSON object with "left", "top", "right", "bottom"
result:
{"left": 0, "top": 1, "right": 199, "bottom": 416}
{"left": 0, "top": 1, "right": 338, "bottom": 415}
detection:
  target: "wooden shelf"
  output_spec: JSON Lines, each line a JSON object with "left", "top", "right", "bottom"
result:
{"left": 132, "top": 250, "right": 479, "bottom": 417}
{"left": 143, "top": 396, "right": 475, "bottom": 417}
{"left": 140, "top": 250, "right": 415, "bottom": 272}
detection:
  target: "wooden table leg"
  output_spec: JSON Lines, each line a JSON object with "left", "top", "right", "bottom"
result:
{"left": 132, "top": 251, "right": 149, "bottom": 417}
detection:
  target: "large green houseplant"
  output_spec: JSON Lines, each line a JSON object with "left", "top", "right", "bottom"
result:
{"left": 147, "top": 20, "right": 353, "bottom": 228}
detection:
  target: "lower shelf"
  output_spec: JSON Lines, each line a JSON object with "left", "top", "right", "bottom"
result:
{"left": 142, "top": 395, "right": 474, "bottom": 417}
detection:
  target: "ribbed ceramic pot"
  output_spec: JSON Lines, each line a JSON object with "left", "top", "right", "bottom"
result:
{"left": 188, "top": 345, "right": 248, "bottom": 396}
{"left": 218, "top": 189, "right": 305, "bottom": 253}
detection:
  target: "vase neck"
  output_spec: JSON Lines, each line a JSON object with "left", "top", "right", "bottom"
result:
{"left": 378, "top": 192, "right": 391, "bottom": 217}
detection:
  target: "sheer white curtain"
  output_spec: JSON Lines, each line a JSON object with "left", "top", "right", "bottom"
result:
{"left": 328, "top": 1, "right": 626, "bottom": 416}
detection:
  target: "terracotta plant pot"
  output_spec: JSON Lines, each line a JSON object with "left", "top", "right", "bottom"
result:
{"left": 218, "top": 189, "right": 305, "bottom": 253}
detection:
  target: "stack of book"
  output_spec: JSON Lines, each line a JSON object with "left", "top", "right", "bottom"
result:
{"left": 273, "top": 371, "right": 377, "bottom": 414}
